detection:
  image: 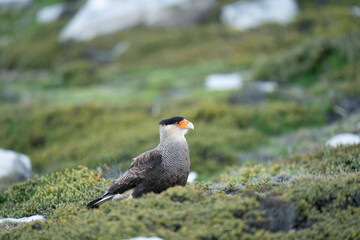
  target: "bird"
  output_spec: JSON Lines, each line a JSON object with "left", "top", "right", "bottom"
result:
{"left": 86, "top": 116, "right": 194, "bottom": 208}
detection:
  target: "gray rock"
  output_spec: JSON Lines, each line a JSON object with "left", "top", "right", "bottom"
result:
{"left": 351, "top": 6, "right": 360, "bottom": 18}
{"left": 325, "top": 133, "right": 360, "bottom": 147}
{"left": 36, "top": 3, "right": 64, "bottom": 24}
{"left": 0, "top": 0, "right": 32, "bottom": 11}
{"left": 60, "top": 0, "right": 216, "bottom": 42}
{"left": 273, "top": 172, "right": 291, "bottom": 183}
{"left": 205, "top": 73, "right": 243, "bottom": 91}
{"left": 111, "top": 41, "right": 130, "bottom": 59}
{"left": 144, "top": 0, "right": 216, "bottom": 28}
{"left": 257, "top": 196, "right": 297, "bottom": 232}
{"left": 253, "top": 81, "right": 278, "bottom": 93}
{"left": 220, "top": 0, "right": 298, "bottom": 30}
{"left": 0, "top": 149, "right": 31, "bottom": 184}
{"left": 356, "top": 122, "right": 360, "bottom": 132}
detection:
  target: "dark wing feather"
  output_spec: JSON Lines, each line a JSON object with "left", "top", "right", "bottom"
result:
{"left": 107, "top": 150, "right": 162, "bottom": 194}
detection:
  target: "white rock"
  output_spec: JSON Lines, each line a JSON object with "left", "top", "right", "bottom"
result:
{"left": 124, "top": 237, "right": 163, "bottom": 240}
{"left": 187, "top": 171, "right": 198, "bottom": 183}
{"left": 0, "top": 0, "right": 32, "bottom": 11}
{"left": 351, "top": 6, "right": 360, "bottom": 18}
{"left": 220, "top": 0, "right": 298, "bottom": 30}
{"left": 254, "top": 81, "right": 278, "bottom": 93}
{"left": 0, "top": 215, "right": 45, "bottom": 224}
{"left": 60, "top": 0, "right": 216, "bottom": 42}
{"left": 36, "top": 3, "right": 64, "bottom": 24}
{"left": 0, "top": 148, "right": 31, "bottom": 181}
{"left": 205, "top": 73, "right": 243, "bottom": 91}
{"left": 143, "top": 0, "right": 216, "bottom": 28}
{"left": 325, "top": 133, "right": 360, "bottom": 147}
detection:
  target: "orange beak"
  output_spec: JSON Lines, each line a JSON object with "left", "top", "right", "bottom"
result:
{"left": 176, "top": 119, "right": 194, "bottom": 130}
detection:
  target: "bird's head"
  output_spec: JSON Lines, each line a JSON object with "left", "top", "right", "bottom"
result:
{"left": 159, "top": 116, "right": 194, "bottom": 140}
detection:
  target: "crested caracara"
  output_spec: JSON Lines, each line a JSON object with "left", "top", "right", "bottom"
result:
{"left": 86, "top": 116, "right": 194, "bottom": 208}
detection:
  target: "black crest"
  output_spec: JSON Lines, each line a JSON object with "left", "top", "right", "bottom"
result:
{"left": 159, "top": 116, "right": 185, "bottom": 126}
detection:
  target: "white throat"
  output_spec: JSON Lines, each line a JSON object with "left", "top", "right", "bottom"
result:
{"left": 159, "top": 125, "right": 188, "bottom": 144}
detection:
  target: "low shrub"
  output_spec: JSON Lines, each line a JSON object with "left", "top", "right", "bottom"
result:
{"left": 190, "top": 102, "right": 325, "bottom": 134}
{"left": 0, "top": 167, "right": 109, "bottom": 218}
{"left": 0, "top": 183, "right": 266, "bottom": 239}
{"left": 340, "top": 75, "right": 360, "bottom": 99}
{"left": 252, "top": 30, "right": 360, "bottom": 83}
{"left": 1, "top": 22, "right": 64, "bottom": 69}
{"left": 0, "top": 103, "right": 156, "bottom": 174}
{"left": 286, "top": 144, "right": 360, "bottom": 174}
{"left": 297, "top": 0, "right": 360, "bottom": 10}
{"left": 219, "top": 163, "right": 285, "bottom": 183}
{"left": 189, "top": 127, "right": 266, "bottom": 174}
{"left": 2, "top": 169, "right": 359, "bottom": 239}
{"left": 0, "top": 101, "right": 326, "bottom": 176}
{"left": 280, "top": 172, "right": 360, "bottom": 238}
{"left": 59, "top": 60, "right": 101, "bottom": 86}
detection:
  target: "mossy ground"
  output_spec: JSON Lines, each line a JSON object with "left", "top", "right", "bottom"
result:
{"left": 1, "top": 0, "right": 360, "bottom": 239}
{"left": 1, "top": 145, "right": 359, "bottom": 239}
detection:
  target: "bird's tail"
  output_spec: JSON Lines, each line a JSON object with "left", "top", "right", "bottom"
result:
{"left": 86, "top": 192, "right": 114, "bottom": 209}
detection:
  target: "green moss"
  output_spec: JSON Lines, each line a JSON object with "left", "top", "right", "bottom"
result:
{"left": 219, "top": 163, "right": 284, "bottom": 183}
{"left": 189, "top": 102, "right": 326, "bottom": 134}
{"left": 281, "top": 172, "right": 360, "bottom": 236}
{"left": 286, "top": 144, "right": 360, "bottom": 175}
{"left": 0, "top": 133, "right": 359, "bottom": 239}
{"left": 189, "top": 127, "right": 266, "bottom": 174}
{"left": 0, "top": 167, "right": 109, "bottom": 218}
{"left": 0, "top": 100, "right": 326, "bottom": 176}
{"left": 1, "top": 168, "right": 360, "bottom": 239}
{"left": 0, "top": 103, "right": 155, "bottom": 173}
{"left": 1, "top": 21, "right": 66, "bottom": 69}
{"left": 339, "top": 69, "right": 360, "bottom": 99}
{"left": 0, "top": 183, "right": 265, "bottom": 240}
{"left": 59, "top": 60, "right": 101, "bottom": 86}
{"left": 219, "top": 144, "right": 360, "bottom": 187}
{"left": 297, "top": 0, "right": 360, "bottom": 10}
{"left": 253, "top": 30, "right": 360, "bottom": 83}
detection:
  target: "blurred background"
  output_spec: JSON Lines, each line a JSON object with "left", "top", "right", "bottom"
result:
{"left": 1, "top": 0, "right": 359, "bottom": 190}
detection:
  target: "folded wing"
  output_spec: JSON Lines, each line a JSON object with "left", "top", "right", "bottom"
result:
{"left": 107, "top": 150, "right": 163, "bottom": 194}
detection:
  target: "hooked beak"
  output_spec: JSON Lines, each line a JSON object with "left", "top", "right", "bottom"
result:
{"left": 186, "top": 121, "right": 194, "bottom": 130}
